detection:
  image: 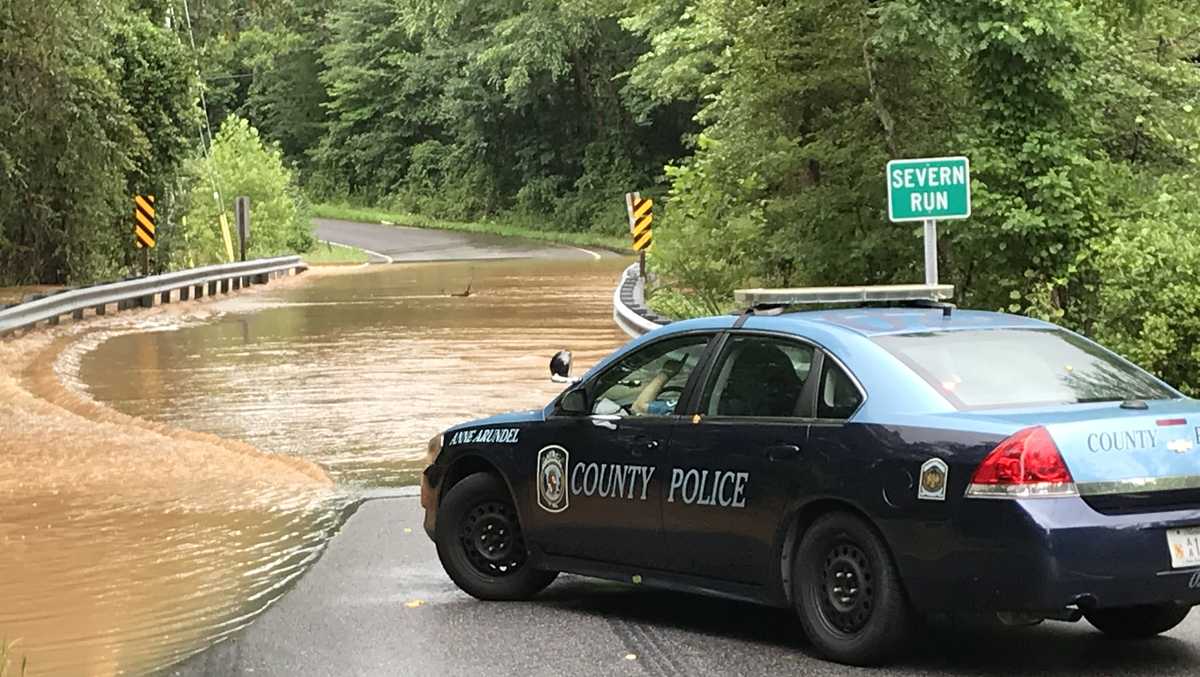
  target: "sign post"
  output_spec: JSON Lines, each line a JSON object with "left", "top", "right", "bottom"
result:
{"left": 235, "top": 196, "right": 251, "bottom": 262}
{"left": 885, "top": 156, "right": 971, "bottom": 285}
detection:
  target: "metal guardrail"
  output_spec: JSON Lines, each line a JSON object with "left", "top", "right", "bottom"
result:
{"left": 0, "top": 256, "right": 307, "bottom": 336}
{"left": 612, "top": 263, "right": 668, "bottom": 338}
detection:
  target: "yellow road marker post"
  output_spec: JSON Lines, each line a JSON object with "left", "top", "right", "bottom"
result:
{"left": 624, "top": 192, "right": 654, "bottom": 279}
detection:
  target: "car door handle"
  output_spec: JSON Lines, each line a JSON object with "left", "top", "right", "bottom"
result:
{"left": 589, "top": 415, "right": 619, "bottom": 430}
{"left": 765, "top": 444, "right": 801, "bottom": 461}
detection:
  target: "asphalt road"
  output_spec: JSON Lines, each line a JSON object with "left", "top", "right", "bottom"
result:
{"left": 313, "top": 218, "right": 615, "bottom": 263}
{"left": 173, "top": 496, "right": 1200, "bottom": 677}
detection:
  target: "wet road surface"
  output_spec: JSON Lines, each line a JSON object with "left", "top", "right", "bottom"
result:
{"left": 174, "top": 496, "right": 1200, "bottom": 677}
{"left": 313, "top": 218, "right": 616, "bottom": 263}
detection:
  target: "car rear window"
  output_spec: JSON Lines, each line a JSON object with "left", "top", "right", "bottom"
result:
{"left": 873, "top": 328, "right": 1177, "bottom": 410}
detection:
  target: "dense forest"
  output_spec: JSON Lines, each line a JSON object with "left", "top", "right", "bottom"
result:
{"left": 3, "top": 1, "right": 1200, "bottom": 387}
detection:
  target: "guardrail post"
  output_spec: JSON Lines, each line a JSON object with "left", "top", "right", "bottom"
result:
{"left": 72, "top": 309, "right": 84, "bottom": 321}
{"left": 159, "top": 290, "right": 171, "bottom": 304}
{"left": 179, "top": 286, "right": 190, "bottom": 302}
{"left": 95, "top": 304, "right": 106, "bottom": 316}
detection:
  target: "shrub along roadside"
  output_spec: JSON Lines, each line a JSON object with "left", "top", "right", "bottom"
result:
{"left": 311, "top": 204, "right": 631, "bottom": 255}
{"left": 176, "top": 116, "right": 314, "bottom": 267}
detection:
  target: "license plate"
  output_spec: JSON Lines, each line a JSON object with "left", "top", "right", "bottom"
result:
{"left": 1167, "top": 527, "right": 1200, "bottom": 568}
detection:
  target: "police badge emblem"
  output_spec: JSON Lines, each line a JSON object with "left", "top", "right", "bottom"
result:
{"left": 918, "top": 458, "right": 948, "bottom": 501}
{"left": 537, "top": 445, "right": 569, "bottom": 513}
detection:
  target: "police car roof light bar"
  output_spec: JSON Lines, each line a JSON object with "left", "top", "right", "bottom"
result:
{"left": 734, "top": 284, "right": 954, "bottom": 307}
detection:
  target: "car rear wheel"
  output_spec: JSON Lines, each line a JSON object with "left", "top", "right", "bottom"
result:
{"left": 1085, "top": 604, "right": 1192, "bottom": 639}
{"left": 434, "top": 472, "right": 557, "bottom": 600}
{"left": 793, "top": 512, "right": 913, "bottom": 666}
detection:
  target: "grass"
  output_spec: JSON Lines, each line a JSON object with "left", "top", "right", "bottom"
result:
{"left": 303, "top": 240, "right": 372, "bottom": 265}
{"left": 312, "top": 202, "right": 631, "bottom": 254}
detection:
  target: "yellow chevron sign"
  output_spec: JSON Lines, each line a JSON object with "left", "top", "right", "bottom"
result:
{"left": 134, "top": 194, "right": 156, "bottom": 248}
{"left": 628, "top": 195, "right": 653, "bottom": 252}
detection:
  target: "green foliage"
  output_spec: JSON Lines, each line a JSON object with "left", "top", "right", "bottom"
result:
{"left": 7, "top": 0, "right": 1200, "bottom": 393}
{"left": 180, "top": 116, "right": 313, "bottom": 265}
{"left": 1088, "top": 182, "right": 1200, "bottom": 395}
{"left": 644, "top": 0, "right": 1200, "bottom": 389}
{"left": 309, "top": 0, "right": 689, "bottom": 235}
{"left": 0, "top": 0, "right": 197, "bottom": 284}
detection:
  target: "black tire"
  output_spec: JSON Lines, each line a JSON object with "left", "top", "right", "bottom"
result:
{"left": 434, "top": 472, "right": 557, "bottom": 601}
{"left": 793, "top": 512, "right": 913, "bottom": 666}
{"left": 1085, "top": 604, "right": 1192, "bottom": 639}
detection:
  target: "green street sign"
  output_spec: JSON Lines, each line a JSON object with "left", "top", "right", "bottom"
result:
{"left": 886, "top": 156, "right": 971, "bottom": 222}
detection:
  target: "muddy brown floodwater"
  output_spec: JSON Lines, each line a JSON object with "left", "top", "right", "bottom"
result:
{"left": 0, "top": 257, "right": 628, "bottom": 675}
{"left": 73, "top": 258, "right": 629, "bottom": 487}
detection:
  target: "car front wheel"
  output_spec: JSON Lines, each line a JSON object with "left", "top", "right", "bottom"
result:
{"left": 434, "top": 472, "right": 557, "bottom": 601}
{"left": 793, "top": 512, "right": 913, "bottom": 666}
{"left": 1085, "top": 604, "right": 1192, "bottom": 639}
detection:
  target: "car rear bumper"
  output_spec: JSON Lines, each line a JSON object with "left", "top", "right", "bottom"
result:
{"left": 890, "top": 497, "right": 1200, "bottom": 614}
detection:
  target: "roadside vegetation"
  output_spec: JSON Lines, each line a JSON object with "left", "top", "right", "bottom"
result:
{"left": 304, "top": 240, "right": 371, "bottom": 265}
{"left": 2, "top": 1, "right": 1200, "bottom": 387}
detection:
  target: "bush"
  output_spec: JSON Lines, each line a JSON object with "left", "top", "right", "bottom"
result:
{"left": 1088, "top": 190, "right": 1200, "bottom": 394}
{"left": 179, "top": 116, "right": 312, "bottom": 265}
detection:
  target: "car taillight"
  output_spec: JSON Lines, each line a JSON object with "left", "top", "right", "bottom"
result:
{"left": 966, "top": 426, "right": 1078, "bottom": 498}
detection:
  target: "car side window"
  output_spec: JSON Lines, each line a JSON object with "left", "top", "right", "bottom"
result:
{"left": 589, "top": 335, "right": 710, "bottom": 417}
{"left": 702, "top": 336, "right": 815, "bottom": 418}
{"left": 817, "top": 358, "right": 863, "bottom": 419}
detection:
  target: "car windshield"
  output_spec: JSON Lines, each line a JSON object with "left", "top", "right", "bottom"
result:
{"left": 873, "top": 328, "right": 1177, "bottom": 410}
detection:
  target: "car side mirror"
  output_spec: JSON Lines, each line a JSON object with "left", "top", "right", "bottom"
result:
{"left": 550, "top": 349, "right": 574, "bottom": 383}
{"left": 559, "top": 388, "right": 589, "bottom": 415}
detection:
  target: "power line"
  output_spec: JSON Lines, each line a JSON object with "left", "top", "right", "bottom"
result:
{"left": 177, "top": 0, "right": 231, "bottom": 258}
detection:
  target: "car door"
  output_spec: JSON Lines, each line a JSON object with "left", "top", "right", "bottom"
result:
{"left": 661, "top": 332, "right": 819, "bottom": 584}
{"left": 534, "top": 333, "right": 715, "bottom": 569}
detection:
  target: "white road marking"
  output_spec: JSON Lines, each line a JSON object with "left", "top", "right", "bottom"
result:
{"left": 320, "top": 239, "right": 394, "bottom": 265}
{"left": 566, "top": 245, "right": 602, "bottom": 260}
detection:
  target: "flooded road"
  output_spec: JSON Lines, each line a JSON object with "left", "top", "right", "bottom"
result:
{"left": 1, "top": 255, "right": 628, "bottom": 675}
{"left": 73, "top": 258, "right": 628, "bottom": 487}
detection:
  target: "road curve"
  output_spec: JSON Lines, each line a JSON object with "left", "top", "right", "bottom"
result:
{"left": 313, "top": 218, "right": 613, "bottom": 263}
{"left": 172, "top": 497, "right": 1200, "bottom": 676}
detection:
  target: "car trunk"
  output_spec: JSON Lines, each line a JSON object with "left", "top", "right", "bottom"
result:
{"left": 960, "top": 399, "right": 1200, "bottom": 514}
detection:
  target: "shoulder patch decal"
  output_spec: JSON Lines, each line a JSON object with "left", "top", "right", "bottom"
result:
{"left": 918, "top": 458, "right": 948, "bottom": 501}
{"left": 537, "top": 445, "right": 569, "bottom": 513}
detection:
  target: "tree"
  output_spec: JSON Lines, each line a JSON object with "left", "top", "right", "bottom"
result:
{"left": 179, "top": 115, "right": 313, "bottom": 265}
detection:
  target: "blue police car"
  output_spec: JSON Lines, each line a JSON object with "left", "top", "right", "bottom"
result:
{"left": 421, "top": 285, "right": 1200, "bottom": 665}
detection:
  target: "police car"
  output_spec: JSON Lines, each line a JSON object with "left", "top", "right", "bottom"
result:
{"left": 420, "top": 284, "right": 1200, "bottom": 665}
